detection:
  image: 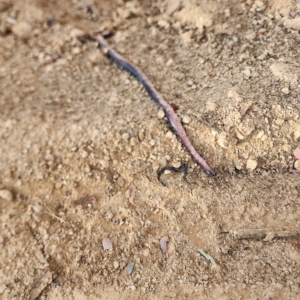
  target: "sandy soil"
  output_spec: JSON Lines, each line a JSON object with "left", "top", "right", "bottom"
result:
{"left": 0, "top": 0, "right": 300, "bottom": 299}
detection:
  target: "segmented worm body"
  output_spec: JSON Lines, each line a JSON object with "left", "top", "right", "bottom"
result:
{"left": 91, "top": 33, "right": 215, "bottom": 176}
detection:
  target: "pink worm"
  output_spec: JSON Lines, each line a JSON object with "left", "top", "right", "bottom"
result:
{"left": 91, "top": 33, "right": 215, "bottom": 176}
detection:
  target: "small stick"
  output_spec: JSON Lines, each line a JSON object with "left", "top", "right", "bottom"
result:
{"left": 90, "top": 32, "right": 216, "bottom": 176}
{"left": 232, "top": 229, "right": 299, "bottom": 240}
{"left": 197, "top": 249, "right": 216, "bottom": 265}
{"left": 44, "top": 208, "right": 65, "bottom": 223}
{"left": 73, "top": 195, "right": 96, "bottom": 206}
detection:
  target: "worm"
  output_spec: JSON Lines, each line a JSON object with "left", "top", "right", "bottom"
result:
{"left": 91, "top": 33, "right": 215, "bottom": 176}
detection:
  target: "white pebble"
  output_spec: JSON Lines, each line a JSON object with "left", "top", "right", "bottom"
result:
{"left": 33, "top": 205, "right": 43, "bottom": 214}
{"left": 0, "top": 189, "right": 13, "bottom": 201}
{"left": 122, "top": 133, "right": 129, "bottom": 140}
{"left": 256, "top": 130, "right": 264, "bottom": 139}
{"left": 157, "top": 19, "right": 170, "bottom": 29}
{"left": 166, "top": 59, "right": 173, "bottom": 66}
{"left": 70, "top": 28, "right": 85, "bottom": 37}
{"left": 81, "top": 150, "right": 88, "bottom": 158}
{"left": 165, "top": 131, "right": 173, "bottom": 139}
{"left": 281, "top": 87, "right": 290, "bottom": 95}
{"left": 72, "top": 47, "right": 81, "bottom": 55}
{"left": 143, "top": 248, "right": 150, "bottom": 256}
{"left": 113, "top": 261, "right": 119, "bottom": 269}
{"left": 182, "top": 116, "right": 191, "bottom": 124}
{"left": 242, "top": 68, "right": 251, "bottom": 77}
{"left": 157, "top": 109, "right": 165, "bottom": 119}
{"left": 294, "top": 160, "right": 300, "bottom": 171}
{"left": 246, "top": 159, "right": 257, "bottom": 171}
{"left": 282, "top": 144, "right": 291, "bottom": 152}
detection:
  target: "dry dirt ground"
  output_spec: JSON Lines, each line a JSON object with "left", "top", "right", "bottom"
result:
{"left": 1, "top": 0, "right": 300, "bottom": 299}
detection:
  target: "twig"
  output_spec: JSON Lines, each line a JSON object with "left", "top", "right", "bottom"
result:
{"left": 197, "top": 249, "right": 216, "bottom": 265}
{"left": 44, "top": 207, "right": 65, "bottom": 223}
{"left": 232, "top": 229, "right": 299, "bottom": 241}
{"left": 73, "top": 195, "right": 96, "bottom": 206}
{"left": 28, "top": 271, "right": 55, "bottom": 300}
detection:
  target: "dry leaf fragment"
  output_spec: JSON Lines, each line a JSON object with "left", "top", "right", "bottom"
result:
{"left": 128, "top": 183, "right": 136, "bottom": 206}
{"left": 293, "top": 148, "right": 300, "bottom": 160}
{"left": 159, "top": 236, "right": 169, "bottom": 259}
{"left": 102, "top": 238, "right": 112, "bottom": 250}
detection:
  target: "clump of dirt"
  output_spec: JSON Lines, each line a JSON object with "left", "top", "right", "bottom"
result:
{"left": 0, "top": 0, "right": 299, "bottom": 299}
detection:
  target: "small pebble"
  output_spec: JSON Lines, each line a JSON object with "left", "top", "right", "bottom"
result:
{"left": 283, "top": 144, "right": 291, "bottom": 152}
{"left": 236, "top": 131, "right": 244, "bottom": 140}
{"left": 157, "top": 109, "right": 165, "bottom": 119}
{"left": 150, "top": 139, "right": 156, "bottom": 146}
{"left": 81, "top": 150, "right": 88, "bottom": 158}
{"left": 199, "top": 57, "right": 205, "bottom": 64}
{"left": 72, "top": 47, "right": 81, "bottom": 55}
{"left": 70, "top": 28, "right": 85, "bottom": 37}
{"left": 113, "top": 261, "right": 119, "bottom": 269}
{"left": 166, "top": 59, "right": 173, "bottom": 66}
{"left": 182, "top": 116, "right": 191, "bottom": 124}
{"left": 33, "top": 205, "right": 43, "bottom": 214}
{"left": 256, "top": 130, "right": 265, "bottom": 139}
{"left": 165, "top": 131, "right": 173, "bottom": 139}
{"left": 157, "top": 19, "right": 170, "bottom": 29}
{"left": 129, "top": 285, "right": 136, "bottom": 291}
{"left": 126, "top": 262, "right": 135, "bottom": 275}
{"left": 122, "top": 133, "right": 129, "bottom": 140}
{"left": 246, "top": 159, "right": 257, "bottom": 171}
{"left": 143, "top": 248, "right": 150, "bottom": 257}
{"left": 294, "top": 160, "right": 300, "bottom": 171}
{"left": 102, "top": 238, "right": 112, "bottom": 250}
{"left": 12, "top": 21, "right": 31, "bottom": 39}
{"left": 0, "top": 189, "right": 13, "bottom": 201}
{"left": 55, "top": 182, "right": 62, "bottom": 189}
{"left": 217, "top": 133, "right": 228, "bottom": 149}
{"left": 5, "top": 17, "right": 16, "bottom": 25}
{"left": 281, "top": 87, "right": 290, "bottom": 95}
{"left": 242, "top": 68, "right": 251, "bottom": 77}
{"left": 138, "top": 131, "right": 145, "bottom": 141}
